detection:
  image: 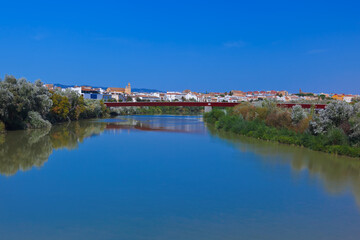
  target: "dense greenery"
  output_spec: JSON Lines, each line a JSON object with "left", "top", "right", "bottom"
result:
{"left": 0, "top": 75, "right": 109, "bottom": 131}
{"left": 110, "top": 106, "right": 202, "bottom": 116}
{"left": 204, "top": 102, "right": 360, "bottom": 158}
{"left": 0, "top": 75, "right": 52, "bottom": 130}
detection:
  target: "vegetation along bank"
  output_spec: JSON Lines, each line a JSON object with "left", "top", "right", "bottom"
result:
{"left": 0, "top": 75, "right": 201, "bottom": 131}
{"left": 0, "top": 75, "right": 109, "bottom": 131}
{"left": 204, "top": 101, "right": 360, "bottom": 158}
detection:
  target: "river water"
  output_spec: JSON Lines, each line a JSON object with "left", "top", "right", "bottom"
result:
{"left": 0, "top": 115, "right": 360, "bottom": 240}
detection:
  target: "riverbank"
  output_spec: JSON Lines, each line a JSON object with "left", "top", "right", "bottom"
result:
{"left": 0, "top": 76, "right": 109, "bottom": 131}
{"left": 204, "top": 106, "right": 360, "bottom": 158}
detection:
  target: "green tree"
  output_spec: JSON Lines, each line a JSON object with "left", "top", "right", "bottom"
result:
{"left": 49, "top": 92, "right": 71, "bottom": 122}
{"left": 0, "top": 75, "right": 52, "bottom": 129}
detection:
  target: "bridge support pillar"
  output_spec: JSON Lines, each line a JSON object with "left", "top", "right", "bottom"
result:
{"left": 204, "top": 106, "right": 212, "bottom": 113}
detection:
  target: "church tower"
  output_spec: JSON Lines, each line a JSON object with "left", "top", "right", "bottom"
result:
{"left": 125, "top": 83, "right": 131, "bottom": 95}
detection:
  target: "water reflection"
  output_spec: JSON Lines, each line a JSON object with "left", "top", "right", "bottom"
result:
{"left": 0, "top": 121, "right": 107, "bottom": 176}
{"left": 208, "top": 127, "right": 360, "bottom": 206}
{"left": 0, "top": 116, "right": 204, "bottom": 176}
{"left": 2, "top": 116, "right": 360, "bottom": 209}
{"left": 103, "top": 115, "right": 206, "bottom": 134}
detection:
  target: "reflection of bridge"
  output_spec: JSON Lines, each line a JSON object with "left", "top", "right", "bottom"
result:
{"left": 105, "top": 123, "right": 204, "bottom": 134}
{"left": 105, "top": 102, "right": 327, "bottom": 111}
{"left": 105, "top": 102, "right": 238, "bottom": 112}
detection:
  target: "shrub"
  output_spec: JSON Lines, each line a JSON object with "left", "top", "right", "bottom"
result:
{"left": 204, "top": 104, "right": 360, "bottom": 158}
{"left": 204, "top": 109, "right": 225, "bottom": 124}
{"left": 325, "top": 127, "right": 348, "bottom": 146}
{"left": 49, "top": 93, "right": 71, "bottom": 122}
{"left": 255, "top": 107, "right": 268, "bottom": 121}
{"left": 0, "top": 75, "right": 52, "bottom": 129}
{"left": 26, "top": 111, "right": 52, "bottom": 129}
{"left": 310, "top": 101, "right": 354, "bottom": 135}
{"left": 294, "top": 116, "right": 311, "bottom": 133}
{"left": 265, "top": 109, "right": 292, "bottom": 129}
{"left": 291, "top": 105, "right": 307, "bottom": 124}
{"left": 233, "top": 104, "right": 257, "bottom": 120}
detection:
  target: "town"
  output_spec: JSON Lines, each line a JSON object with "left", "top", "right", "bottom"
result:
{"left": 44, "top": 83, "right": 359, "bottom": 103}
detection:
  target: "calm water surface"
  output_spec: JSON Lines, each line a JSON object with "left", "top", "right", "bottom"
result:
{"left": 1, "top": 115, "right": 360, "bottom": 240}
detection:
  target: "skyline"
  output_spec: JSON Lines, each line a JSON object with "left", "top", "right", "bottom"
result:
{"left": 1, "top": 0, "right": 359, "bottom": 93}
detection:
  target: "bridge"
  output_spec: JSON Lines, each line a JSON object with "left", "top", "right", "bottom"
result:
{"left": 104, "top": 102, "right": 327, "bottom": 112}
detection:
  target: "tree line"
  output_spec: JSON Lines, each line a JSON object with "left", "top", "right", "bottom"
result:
{"left": 0, "top": 75, "right": 109, "bottom": 131}
{"left": 204, "top": 101, "right": 360, "bottom": 158}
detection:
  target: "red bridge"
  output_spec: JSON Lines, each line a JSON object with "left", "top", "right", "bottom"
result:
{"left": 105, "top": 102, "right": 327, "bottom": 110}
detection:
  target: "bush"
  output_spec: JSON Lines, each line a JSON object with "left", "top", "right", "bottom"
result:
{"left": 310, "top": 101, "right": 354, "bottom": 135}
{"left": 204, "top": 109, "right": 225, "bottom": 124}
{"left": 26, "top": 111, "right": 52, "bottom": 129}
{"left": 291, "top": 105, "right": 307, "bottom": 124}
{"left": 326, "top": 128, "right": 348, "bottom": 146}
{"left": 204, "top": 106, "right": 360, "bottom": 158}
{"left": 294, "top": 116, "right": 311, "bottom": 133}
{"left": 265, "top": 109, "right": 292, "bottom": 129}
{"left": 49, "top": 92, "right": 71, "bottom": 122}
{"left": 233, "top": 104, "right": 257, "bottom": 121}
{"left": 255, "top": 107, "right": 268, "bottom": 121}
{"left": 0, "top": 75, "right": 52, "bottom": 130}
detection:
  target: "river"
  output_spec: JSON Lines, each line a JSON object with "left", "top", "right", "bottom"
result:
{"left": 0, "top": 115, "right": 360, "bottom": 240}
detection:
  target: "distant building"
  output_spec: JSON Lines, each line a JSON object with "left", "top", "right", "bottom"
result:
{"left": 332, "top": 94, "right": 344, "bottom": 101}
{"left": 125, "top": 83, "right": 131, "bottom": 95}
{"left": 343, "top": 95, "right": 356, "bottom": 103}
{"left": 277, "top": 90, "right": 288, "bottom": 96}
{"left": 231, "top": 90, "right": 246, "bottom": 97}
{"left": 136, "top": 95, "right": 161, "bottom": 102}
{"left": 107, "top": 83, "right": 131, "bottom": 95}
{"left": 107, "top": 87, "right": 125, "bottom": 94}
{"left": 44, "top": 84, "right": 54, "bottom": 90}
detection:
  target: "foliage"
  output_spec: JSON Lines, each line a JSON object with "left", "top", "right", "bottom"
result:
{"left": 81, "top": 99, "right": 109, "bottom": 119}
{"left": 0, "top": 75, "right": 109, "bottom": 130}
{"left": 204, "top": 101, "right": 360, "bottom": 158}
{"left": 203, "top": 109, "right": 225, "bottom": 124}
{"left": 310, "top": 101, "right": 354, "bottom": 135}
{"left": 326, "top": 128, "right": 348, "bottom": 146}
{"left": 26, "top": 111, "right": 52, "bottom": 129}
{"left": 49, "top": 91, "right": 108, "bottom": 122}
{"left": 265, "top": 109, "right": 292, "bottom": 129}
{"left": 49, "top": 92, "right": 71, "bottom": 122}
{"left": 291, "top": 105, "right": 307, "bottom": 124}
{"left": 0, "top": 75, "right": 52, "bottom": 130}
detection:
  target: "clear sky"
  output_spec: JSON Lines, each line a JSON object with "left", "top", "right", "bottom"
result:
{"left": 0, "top": 0, "right": 359, "bottom": 93}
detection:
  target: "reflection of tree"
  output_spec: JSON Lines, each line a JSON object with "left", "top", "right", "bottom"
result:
{"left": 50, "top": 121, "right": 106, "bottom": 150}
{"left": 0, "top": 128, "right": 52, "bottom": 176}
{"left": 0, "top": 121, "right": 106, "bottom": 176}
{"left": 208, "top": 127, "right": 360, "bottom": 207}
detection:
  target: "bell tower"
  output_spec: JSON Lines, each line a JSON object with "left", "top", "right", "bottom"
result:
{"left": 125, "top": 83, "right": 131, "bottom": 95}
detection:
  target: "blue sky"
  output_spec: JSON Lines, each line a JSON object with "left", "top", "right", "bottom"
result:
{"left": 0, "top": 0, "right": 359, "bottom": 93}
